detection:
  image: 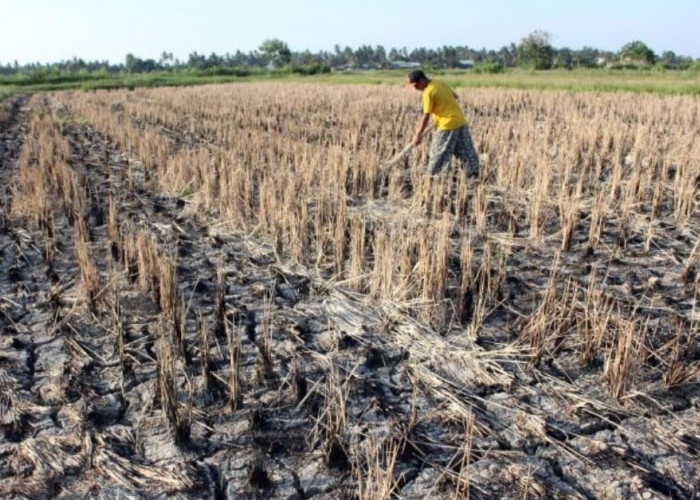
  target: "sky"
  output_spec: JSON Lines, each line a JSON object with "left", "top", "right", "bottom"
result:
{"left": 1, "top": 0, "right": 698, "bottom": 65}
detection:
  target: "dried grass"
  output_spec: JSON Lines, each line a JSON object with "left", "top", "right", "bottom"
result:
{"left": 38, "top": 84, "right": 700, "bottom": 495}
{"left": 353, "top": 435, "right": 400, "bottom": 500}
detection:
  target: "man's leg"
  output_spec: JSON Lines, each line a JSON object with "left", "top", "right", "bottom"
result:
{"left": 427, "top": 129, "right": 458, "bottom": 175}
{"left": 454, "top": 125, "right": 480, "bottom": 178}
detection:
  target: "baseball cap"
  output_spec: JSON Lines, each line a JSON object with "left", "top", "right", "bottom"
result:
{"left": 406, "top": 70, "right": 427, "bottom": 88}
{"left": 408, "top": 70, "right": 427, "bottom": 83}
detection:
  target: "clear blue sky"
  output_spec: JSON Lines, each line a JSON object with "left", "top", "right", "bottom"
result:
{"left": 2, "top": 0, "right": 698, "bottom": 65}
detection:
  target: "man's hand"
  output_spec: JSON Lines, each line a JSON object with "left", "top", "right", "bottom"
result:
{"left": 412, "top": 113, "right": 430, "bottom": 147}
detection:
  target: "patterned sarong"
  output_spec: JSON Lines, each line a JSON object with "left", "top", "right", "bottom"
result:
{"left": 428, "top": 125, "right": 479, "bottom": 176}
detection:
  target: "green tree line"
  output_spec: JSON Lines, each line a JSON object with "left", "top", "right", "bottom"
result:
{"left": 2, "top": 34, "right": 698, "bottom": 83}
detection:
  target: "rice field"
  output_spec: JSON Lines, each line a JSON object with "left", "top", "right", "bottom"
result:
{"left": 0, "top": 82, "right": 699, "bottom": 498}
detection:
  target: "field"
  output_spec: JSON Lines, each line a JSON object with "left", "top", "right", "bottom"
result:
{"left": 2, "top": 68, "right": 700, "bottom": 103}
{"left": 0, "top": 82, "right": 699, "bottom": 498}
{"left": 311, "top": 69, "right": 700, "bottom": 95}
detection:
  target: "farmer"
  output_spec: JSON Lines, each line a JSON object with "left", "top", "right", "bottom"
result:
{"left": 407, "top": 70, "right": 479, "bottom": 178}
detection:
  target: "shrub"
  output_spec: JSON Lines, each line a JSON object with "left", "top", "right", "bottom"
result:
{"left": 198, "top": 66, "right": 253, "bottom": 77}
{"left": 608, "top": 62, "right": 648, "bottom": 71}
{"left": 473, "top": 62, "right": 506, "bottom": 74}
{"left": 291, "top": 62, "right": 331, "bottom": 75}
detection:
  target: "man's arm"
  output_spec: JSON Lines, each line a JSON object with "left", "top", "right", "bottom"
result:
{"left": 412, "top": 113, "right": 431, "bottom": 146}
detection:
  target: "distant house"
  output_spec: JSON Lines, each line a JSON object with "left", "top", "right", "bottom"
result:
{"left": 388, "top": 60, "right": 421, "bottom": 69}
{"left": 456, "top": 59, "right": 475, "bottom": 69}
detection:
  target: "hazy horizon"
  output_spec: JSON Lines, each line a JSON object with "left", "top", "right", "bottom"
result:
{"left": 2, "top": 0, "right": 698, "bottom": 65}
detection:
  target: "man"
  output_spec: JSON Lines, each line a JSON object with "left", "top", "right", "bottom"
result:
{"left": 407, "top": 70, "right": 479, "bottom": 178}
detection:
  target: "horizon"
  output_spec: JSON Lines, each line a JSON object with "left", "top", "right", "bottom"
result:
{"left": 2, "top": 0, "right": 699, "bottom": 65}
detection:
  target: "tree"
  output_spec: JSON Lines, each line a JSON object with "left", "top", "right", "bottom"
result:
{"left": 518, "top": 30, "right": 554, "bottom": 69}
{"left": 259, "top": 39, "right": 292, "bottom": 67}
{"left": 342, "top": 46, "right": 357, "bottom": 68}
{"left": 187, "top": 51, "right": 207, "bottom": 70}
{"left": 439, "top": 45, "right": 458, "bottom": 68}
{"left": 125, "top": 54, "right": 158, "bottom": 72}
{"left": 554, "top": 48, "right": 573, "bottom": 69}
{"left": 294, "top": 50, "right": 314, "bottom": 66}
{"left": 206, "top": 52, "right": 222, "bottom": 67}
{"left": 619, "top": 41, "right": 656, "bottom": 65}
{"left": 125, "top": 53, "right": 139, "bottom": 73}
{"left": 373, "top": 45, "right": 387, "bottom": 68}
{"left": 159, "top": 51, "right": 174, "bottom": 67}
{"left": 575, "top": 46, "right": 600, "bottom": 68}
{"left": 354, "top": 45, "right": 374, "bottom": 68}
{"left": 659, "top": 50, "right": 678, "bottom": 68}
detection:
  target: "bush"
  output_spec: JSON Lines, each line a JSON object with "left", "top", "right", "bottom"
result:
{"left": 291, "top": 62, "right": 331, "bottom": 75}
{"left": 608, "top": 62, "right": 648, "bottom": 71}
{"left": 473, "top": 62, "right": 506, "bottom": 74}
{"left": 0, "top": 86, "right": 16, "bottom": 101}
{"left": 421, "top": 64, "right": 440, "bottom": 73}
{"left": 197, "top": 66, "right": 253, "bottom": 77}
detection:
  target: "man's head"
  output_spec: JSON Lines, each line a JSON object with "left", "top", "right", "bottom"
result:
{"left": 407, "top": 70, "right": 429, "bottom": 90}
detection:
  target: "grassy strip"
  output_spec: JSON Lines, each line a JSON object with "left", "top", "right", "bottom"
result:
{"left": 0, "top": 86, "right": 18, "bottom": 101}
{"left": 313, "top": 69, "right": 700, "bottom": 95}
{"left": 2, "top": 69, "right": 700, "bottom": 98}
{"left": 3, "top": 71, "right": 321, "bottom": 96}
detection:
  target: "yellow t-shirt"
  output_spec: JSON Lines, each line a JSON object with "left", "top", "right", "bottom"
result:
{"left": 422, "top": 80, "right": 466, "bottom": 131}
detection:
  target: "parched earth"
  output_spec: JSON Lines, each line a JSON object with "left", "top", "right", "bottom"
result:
{"left": 0, "top": 94, "right": 699, "bottom": 499}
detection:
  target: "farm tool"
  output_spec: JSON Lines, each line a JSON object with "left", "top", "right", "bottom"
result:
{"left": 377, "top": 123, "right": 436, "bottom": 183}
{"left": 375, "top": 143, "right": 414, "bottom": 189}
